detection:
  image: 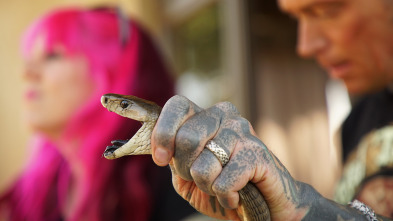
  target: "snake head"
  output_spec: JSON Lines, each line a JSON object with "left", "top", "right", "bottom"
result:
{"left": 101, "top": 93, "right": 161, "bottom": 159}
{"left": 101, "top": 93, "right": 159, "bottom": 122}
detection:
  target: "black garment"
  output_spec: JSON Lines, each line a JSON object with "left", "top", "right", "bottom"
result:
{"left": 335, "top": 88, "right": 393, "bottom": 203}
{"left": 341, "top": 88, "right": 393, "bottom": 162}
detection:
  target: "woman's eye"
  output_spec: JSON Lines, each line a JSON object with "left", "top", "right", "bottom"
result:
{"left": 120, "top": 100, "right": 129, "bottom": 109}
{"left": 45, "top": 51, "right": 62, "bottom": 60}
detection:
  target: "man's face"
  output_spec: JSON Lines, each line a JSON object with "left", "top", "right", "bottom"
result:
{"left": 279, "top": 0, "right": 393, "bottom": 94}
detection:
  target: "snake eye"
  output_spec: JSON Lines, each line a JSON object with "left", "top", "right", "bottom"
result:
{"left": 120, "top": 100, "right": 130, "bottom": 109}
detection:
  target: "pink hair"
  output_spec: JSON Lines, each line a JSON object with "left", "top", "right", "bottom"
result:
{"left": 1, "top": 7, "right": 175, "bottom": 221}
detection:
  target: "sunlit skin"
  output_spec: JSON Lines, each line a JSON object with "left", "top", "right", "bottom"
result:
{"left": 23, "top": 36, "right": 95, "bottom": 141}
{"left": 278, "top": 0, "right": 393, "bottom": 94}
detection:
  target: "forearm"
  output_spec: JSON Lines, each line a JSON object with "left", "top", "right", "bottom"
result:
{"left": 298, "top": 181, "right": 390, "bottom": 221}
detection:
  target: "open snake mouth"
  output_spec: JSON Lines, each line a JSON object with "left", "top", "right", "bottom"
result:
{"left": 103, "top": 139, "right": 129, "bottom": 158}
{"left": 101, "top": 94, "right": 161, "bottom": 159}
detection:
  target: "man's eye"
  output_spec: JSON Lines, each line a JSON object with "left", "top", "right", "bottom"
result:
{"left": 302, "top": 2, "right": 345, "bottom": 20}
{"left": 315, "top": 3, "right": 344, "bottom": 19}
{"left": 321, "top": 7, "right": 340, "bottom": 17}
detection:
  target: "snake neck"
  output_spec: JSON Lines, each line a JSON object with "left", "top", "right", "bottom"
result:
{"left": 113, "top": 121, "right": 155, "bottom": 156}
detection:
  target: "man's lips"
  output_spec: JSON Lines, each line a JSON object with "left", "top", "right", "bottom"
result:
{"left": 321, "top": 60, "right": 352, "bottom": 79}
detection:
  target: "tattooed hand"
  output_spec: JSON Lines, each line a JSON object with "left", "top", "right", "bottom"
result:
{"left": 150, "top": 95, "right": 391, "bottom": 221}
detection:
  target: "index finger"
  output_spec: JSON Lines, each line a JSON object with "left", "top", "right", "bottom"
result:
{"left": 151, "top": 95, "right": 202, "bottom": 166}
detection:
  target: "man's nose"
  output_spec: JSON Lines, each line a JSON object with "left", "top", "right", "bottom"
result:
{"left": 296, "top": 21, "right": 327, "bottom": 58}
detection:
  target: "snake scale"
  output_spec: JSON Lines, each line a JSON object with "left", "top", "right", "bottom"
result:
{"left": 101, "top": 93, "right": 271, "bottom": 221}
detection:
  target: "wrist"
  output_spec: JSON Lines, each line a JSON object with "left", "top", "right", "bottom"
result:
{"left": 271, "top": 181, "right": 320, "bottom": 221}
{"left": 296, "top": 182, "right": 371, "bottom": 221}
{"left": 348, "top": 200, "right": 378, "bottom": 221}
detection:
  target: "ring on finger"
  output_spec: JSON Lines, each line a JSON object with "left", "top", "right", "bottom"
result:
{"left": 205, "top": 140, "right": 229, "bottom": 167}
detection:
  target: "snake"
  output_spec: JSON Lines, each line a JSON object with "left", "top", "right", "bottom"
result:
{"left": 100, "top": 93, "right": 271, "bottom": 221}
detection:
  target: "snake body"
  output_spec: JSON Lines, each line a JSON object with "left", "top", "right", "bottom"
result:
{"left": 101, "top": 93, "right": 271, "bottom": 221}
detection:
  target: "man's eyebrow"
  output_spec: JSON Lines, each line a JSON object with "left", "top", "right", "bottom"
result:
{"left": 282, "top": 0, "right": 344, "bottom": 17}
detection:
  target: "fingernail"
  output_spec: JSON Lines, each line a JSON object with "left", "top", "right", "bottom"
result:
{"left": 155, "top": 148, "right": 170, "bottom": 165}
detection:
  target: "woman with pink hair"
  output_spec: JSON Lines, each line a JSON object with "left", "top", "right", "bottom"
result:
{"left": 0, "top": 7, "right": 195, "bottom": 221}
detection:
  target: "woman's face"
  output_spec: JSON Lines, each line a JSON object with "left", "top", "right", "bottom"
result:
{"left": 23, "top": 36, "right": 95, "bottom": 139}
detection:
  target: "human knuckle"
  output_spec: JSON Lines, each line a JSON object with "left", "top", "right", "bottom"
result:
{"left": 176, "top": 126, "right": 199, "bottom": 151}
{"left": 167, "top": 95, "right": 192, "bottom": 109}
{"left": 223, "top": 116, "right": 249, "bottom": 132}
{"left": 165, "top": 95, "right": 199, "bottom": 119}
{"left": 237, "top": 116, "right": 250, "bottom": 125}
{"left": 215, "top": 101, "right": 239, "bottom": 115}
{"left": 190, "top": 165, "right": 210, "bottom": 183}
{"left": 153, "top": 126, "right": 171, "bottom": 144}
{"left": 167, "top": 94, "right": 188, "bottom": 104}
{"left": 212, "top": 181, "right": 229, "bottom": 196}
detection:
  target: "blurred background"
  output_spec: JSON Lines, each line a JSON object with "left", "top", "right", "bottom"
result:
{"left": 0, "top": 0, "right": 351, "bottom": 199}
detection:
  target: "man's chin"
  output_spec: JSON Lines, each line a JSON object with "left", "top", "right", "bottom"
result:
{"left": 344, "top": 81, "right": 387, "bottom": 96}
